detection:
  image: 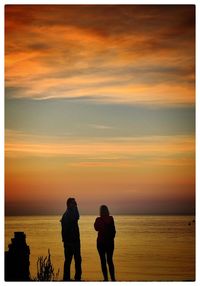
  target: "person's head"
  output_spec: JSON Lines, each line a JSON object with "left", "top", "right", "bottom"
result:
{"left": 66, "top": 197, "right": 77, "bottom": 209}
{"left": 100, "top": 205, "right": 110, "bottom": 217}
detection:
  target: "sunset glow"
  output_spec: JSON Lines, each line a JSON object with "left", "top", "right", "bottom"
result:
{"left": 5, "top": 5, "right": 195, "bottom": 215}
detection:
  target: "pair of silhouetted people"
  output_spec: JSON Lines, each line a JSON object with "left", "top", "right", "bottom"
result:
{"left": 61, "top": 198, "right": 116, "bottom": 281}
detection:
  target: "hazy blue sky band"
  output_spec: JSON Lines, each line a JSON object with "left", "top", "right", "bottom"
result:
{"left": 5, "top": 97, "right": 195, "bottom": 138}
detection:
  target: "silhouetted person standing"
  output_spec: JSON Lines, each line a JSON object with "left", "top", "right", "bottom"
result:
{"left": 61, "top": 198, "right": 82, "bottom": 281}
{"left": 94, "top": 205, "right": 116, "bottom": 281}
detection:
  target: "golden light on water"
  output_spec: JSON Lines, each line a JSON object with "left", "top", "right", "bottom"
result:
{"left": 5, "top": 215, "right": 195, "bottom": 281}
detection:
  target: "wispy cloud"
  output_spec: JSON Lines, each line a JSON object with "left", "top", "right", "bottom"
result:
{"left": 88, "top": 124, "right": 114, "bottom": 130}
{"left": 5, "top": 5, "right": 195, "bottom": 105}
{"left": 5, "top": 129, "right": 195, "bottom": 172}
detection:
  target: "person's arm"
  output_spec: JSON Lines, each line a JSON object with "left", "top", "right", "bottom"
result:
{"left": 94, "top": 217, "right": 104, "bottom": 231}
{"left": 111, "top": 216, "right": 116, "bottom": 238}
{"left": 61, "top": 213, "right": 70, "bottom": 242}
{"left": 73, "top": 205, "right": 80, "bottom": 220}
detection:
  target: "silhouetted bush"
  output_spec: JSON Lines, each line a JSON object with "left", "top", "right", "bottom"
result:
{"left": 33, "top": 249, "right": 59, "bottom": 281}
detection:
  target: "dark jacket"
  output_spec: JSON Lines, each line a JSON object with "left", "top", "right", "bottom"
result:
{"left": 94, "top": 215, "right": 116, "bottom": 244}
{"left": 61, "top": 207, "right": 80, "bottom": 244}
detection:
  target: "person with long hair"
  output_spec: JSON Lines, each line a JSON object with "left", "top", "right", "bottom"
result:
{"left": 94, "top": 205, "right": 116, "bottom": 281}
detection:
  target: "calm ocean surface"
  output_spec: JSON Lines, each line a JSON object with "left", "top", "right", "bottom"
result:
{"left": 5, "top": 215, "right": 195, "bottom": 281}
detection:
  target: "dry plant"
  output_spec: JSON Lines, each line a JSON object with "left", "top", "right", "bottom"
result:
{"left": 33, "top": 249, "right": 60, "bottom": 281}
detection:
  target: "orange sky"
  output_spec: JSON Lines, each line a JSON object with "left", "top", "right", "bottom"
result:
{"left": 5, "top": 5, "right": 195, "bottom": 215}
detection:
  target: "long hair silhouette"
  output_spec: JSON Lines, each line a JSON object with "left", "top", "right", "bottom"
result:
{"left": 94, "top": 205, "right": 116, "bottom": 281}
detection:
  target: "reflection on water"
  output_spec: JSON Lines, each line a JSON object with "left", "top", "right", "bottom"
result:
{"left": 5, "top": 215, "right": 195, "bottom": 281}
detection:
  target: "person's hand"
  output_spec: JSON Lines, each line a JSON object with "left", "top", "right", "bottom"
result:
{"left": 72, "top": 198, "right": 77, "bottom": 207}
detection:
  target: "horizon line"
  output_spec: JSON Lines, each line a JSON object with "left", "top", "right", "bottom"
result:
{"left": 5, "top": 213, "right": 195, "bottom": 217}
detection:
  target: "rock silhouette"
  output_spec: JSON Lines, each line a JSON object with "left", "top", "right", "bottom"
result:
{"left": 5, "top": 232, "right": 30, "bottom": 281}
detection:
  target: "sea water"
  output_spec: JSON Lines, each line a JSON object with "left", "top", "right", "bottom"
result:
{"left": 5, "top": 215, "right": 195, "bottom": 281}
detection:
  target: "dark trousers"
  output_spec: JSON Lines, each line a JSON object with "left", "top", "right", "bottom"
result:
{"left": 63, "top": 241, "right": 82, "bottom": 281}
{"left": 97, "top": 241, "right": 115, "bottom": 281}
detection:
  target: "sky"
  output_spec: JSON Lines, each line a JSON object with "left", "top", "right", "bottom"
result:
{"left": 5, "top": 5, "right": 195, "bottom": 215}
